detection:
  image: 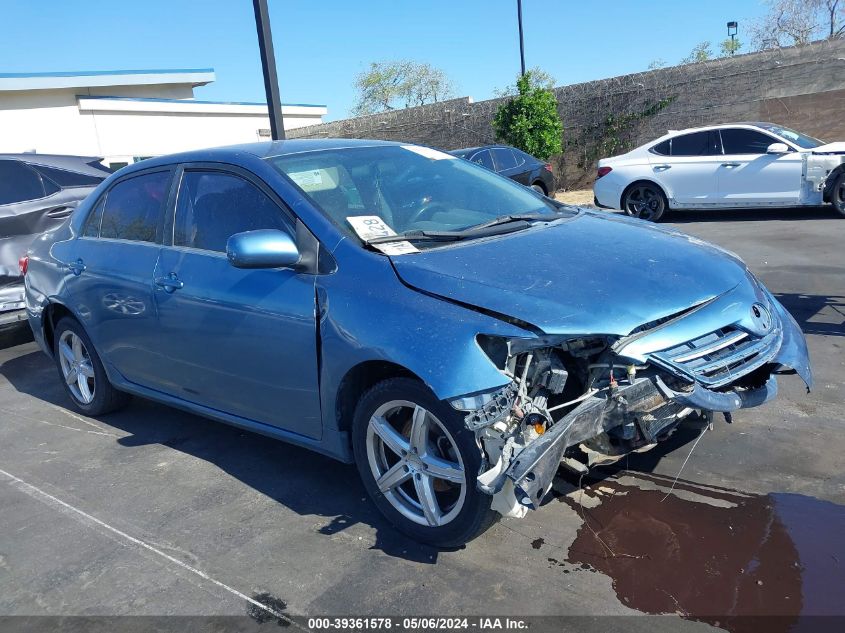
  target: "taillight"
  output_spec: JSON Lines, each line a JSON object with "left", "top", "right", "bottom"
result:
{"left": 19, "top": 256, "right": 28, "bottom": 276}
{"left": 544, "top": 163, "right": 553, "bottom": 172}
{"left": 597, "top": 166, "right": 613, "bottom": 178}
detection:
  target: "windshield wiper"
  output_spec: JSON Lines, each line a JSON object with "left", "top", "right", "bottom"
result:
{"left": 467, "top": 212, "right": 560, "bottom": 231}
{"left": 366, "top": 220, "right": 536, "bottom": 245}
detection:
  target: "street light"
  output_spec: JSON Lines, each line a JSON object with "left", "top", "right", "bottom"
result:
{"left": 517, "top": 0, "right": 526, "bottom": 76}
{"left": 727, "top": 21, "right": 738, "bottom": 56}
{"left": 253, "top": 0, "right": 285, "bottom": 140}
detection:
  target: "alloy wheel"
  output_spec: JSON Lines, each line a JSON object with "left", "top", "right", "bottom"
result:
{"left": 58, "top": 330, "right": 96, "bottom": 404}
{"left": 365, "top": 400, "right": 467, "bottom": 527}
{"left": 625, "top": 185, "right": 663, "bottom": 220}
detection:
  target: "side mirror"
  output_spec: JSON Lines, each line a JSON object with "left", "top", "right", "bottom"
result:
{"left": 766, "top": 142, "right": 789, "bottom": 154}
{"left": 226, "top": 229, "right": 300, "bottom": 269}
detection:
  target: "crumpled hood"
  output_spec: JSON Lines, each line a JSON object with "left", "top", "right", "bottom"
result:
{"left": 810, "top": 141, "right": 845, "bottom": 154}
{"left": 390, "top": 212, "right": 750, "bottom": 336}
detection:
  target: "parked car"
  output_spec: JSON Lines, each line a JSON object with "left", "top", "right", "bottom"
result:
{"left": 1, "top": 154, "right": 111, "bottom": 329}
{"left": 593, "top": 122, "right": 845, "bottom": 221}
{"left": 25, "top": 140, "right": 811, "bottom": 546}
{"left": 449, "top": 145, "right": 555, "bottom": 195}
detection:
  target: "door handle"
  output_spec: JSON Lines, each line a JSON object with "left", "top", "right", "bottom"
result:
{"left": 154, "top": 273, "right": 184, "bottom": 293}
{"left": 653, "top": 164, "right": 671, "bottom": 171}
{"left": 66, "top": 258, "right": 86, "bottom": 276}
{"left": 721, "top": 162, "right": 741, "bottom": 167}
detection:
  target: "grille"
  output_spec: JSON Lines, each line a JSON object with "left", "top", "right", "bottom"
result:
{"left": 651, "top": 326, "right": 781, "bottom": 388}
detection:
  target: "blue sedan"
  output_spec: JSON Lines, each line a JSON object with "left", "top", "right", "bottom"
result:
{"left": 23, "top": 139, "right": 812, "bottom": 546}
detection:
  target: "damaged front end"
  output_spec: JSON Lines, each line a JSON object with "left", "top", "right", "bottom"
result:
{"left": 450, "top": 293, "right": 812, "bottom": 519}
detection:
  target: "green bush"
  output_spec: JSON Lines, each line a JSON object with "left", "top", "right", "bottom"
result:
{"left": 492, "top": 72, "right": 563, "bottom": 160}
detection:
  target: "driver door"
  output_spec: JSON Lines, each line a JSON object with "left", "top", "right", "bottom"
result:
{"left": 152, "top": 166, "right": 322, "bottom": 439}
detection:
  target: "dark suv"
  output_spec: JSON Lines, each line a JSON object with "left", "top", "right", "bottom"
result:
{"left": 1, "top": 154, "right": 111, "bottom": 329}
{"left": 449, "top": 145, "right": 555, "bottom": 195}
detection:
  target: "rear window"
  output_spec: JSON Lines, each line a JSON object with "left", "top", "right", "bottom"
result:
{"left": 491, "top": 148, "right": 518, "bottom": 171}
{"left": 670, "top": 131, "right": 718, "bottom": 156}
{"left": 651, "top": 140, "right": 670, "bottom": 155}
{"left": 31, "top": 164, "right": 107, "bottom": 187}
{"left": 100, "top": 171, "right": 170, "bottom": 242}
{"left": 0, "top": 159, "right": 55, "bottom": 205}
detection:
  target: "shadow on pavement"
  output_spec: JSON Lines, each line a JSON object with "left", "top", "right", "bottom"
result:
{"left": 666, "top": 206, "right": 838, "bottom": 223}
{"left": 0, "top": 324, "right": 34, "bottom": 350}
{"left": 0, "top": 347, "right": 442, "bottom": 564}
{"left": 774, "top": 293, "right": 845, "bottom": 337}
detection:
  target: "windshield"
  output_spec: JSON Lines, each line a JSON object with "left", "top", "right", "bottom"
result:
{"left": 757, "top": 123, "right": 824, "bottom": 149}
{"left": 267, "top": 145, "right": 559, "bottom": 247}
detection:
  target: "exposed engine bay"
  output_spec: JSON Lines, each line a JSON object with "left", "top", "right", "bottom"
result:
{"left": 451, "top": 315, "right": 809, "bottom": 519}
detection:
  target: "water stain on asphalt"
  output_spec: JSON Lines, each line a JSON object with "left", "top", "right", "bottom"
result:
{"left": 560, "top": 472, "right": 845, "bottom": 633}
{"left": 531, "top": 537, "right": 545, "bottom": 550}
{"left": 247, "top": 591, "right": 290, "bottom": 627}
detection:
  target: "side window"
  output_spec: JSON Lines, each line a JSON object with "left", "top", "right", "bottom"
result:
{"left": 32, "top": 164, "right": 107, "bottom": 187}
{"left": 100, "top": 171, "right": 170, "bottom": 242}
{"left": 491, "top": 148, "right": 518, "bottom": 171}
{"left": 670, "top": 131, "right": 717, "bottom": 156}
{"left": 174, "top": 171, "right": 292, "bottom": 253}
{"left": 720, "top": 129, "right": 779, "bottom": 155}
{"left": 470, "top": 150, "right": 495, "bottom": 170}
{"left": 81, "top": 195, "right": 106, "bottom": 238}
{"left": 512, "top": 150, "right": 528, "bottom": 167}
{"left": 0, "top": 159, "right": 49, "bottom": 205}
{"left": 651, "top": 140, "right": 671, "bottom": 155}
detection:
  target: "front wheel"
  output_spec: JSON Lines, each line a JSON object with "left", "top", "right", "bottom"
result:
{"left": 352, "top": 378, "right": 496, "bottom": 547}
{"left": 622, "top": 183, "right": 667, "bottom": 222}
{"left": 830, "top": 172, "right": 845, "bottom": 216}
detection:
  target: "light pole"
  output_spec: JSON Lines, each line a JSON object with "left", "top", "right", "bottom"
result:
{"left": 727, "top": 21, "right": 738, "bottom": 56}
{"left": 253, "top": 0, "right": 285, "bottom": 140}
{"left": 517, "top": 0, "right": 526, "bottom": 76}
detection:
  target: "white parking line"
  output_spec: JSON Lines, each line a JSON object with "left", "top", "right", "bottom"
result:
{"left": 0, "top": 467, "right": 302, "bottom": 628}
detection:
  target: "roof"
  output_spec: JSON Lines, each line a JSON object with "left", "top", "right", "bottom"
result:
{"left": 118, "top": 139, "right": 404, "bottom": 173}
{"left": 0, "top": 68, "right": 216, "bottom": 91}
{"left": 0, "top": 153, "right": 110, "bottom": 177}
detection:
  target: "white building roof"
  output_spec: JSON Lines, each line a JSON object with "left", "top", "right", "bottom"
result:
{"left": 0, "top": 68, "right": 217, "bottom": 91}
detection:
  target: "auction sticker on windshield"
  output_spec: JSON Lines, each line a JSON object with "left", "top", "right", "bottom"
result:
{"left": 347, "top": 216, "right": 419, "bottom": 255}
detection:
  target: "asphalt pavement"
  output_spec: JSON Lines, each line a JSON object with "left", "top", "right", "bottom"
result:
{"left": 1, "top": 206, "right": 843, "bottom": 632}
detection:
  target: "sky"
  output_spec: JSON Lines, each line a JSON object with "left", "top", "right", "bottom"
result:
{"left": 0, "top": 0, "right": 770, "bottom": 121}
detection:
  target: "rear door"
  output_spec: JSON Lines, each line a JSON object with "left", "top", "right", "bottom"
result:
{"left": 64, "top": 168, "right": 173, "bottom": 386}
{"left": 648, "top": 130, "right": 723, "bottom": 205}
{"left": 716, "top": 128, "right": 803, "bottom": 205}
{"left": 152, "top": 165, "right": 322, "bottom": 439}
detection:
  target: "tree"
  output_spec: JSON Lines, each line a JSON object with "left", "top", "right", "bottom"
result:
{"left": 680, "top": 41, "right": 714, "bottom": 64}
{"left": 494, "top": 66, "right": 555, "bottom": 97}
{"left": 750, "top": 0, "right": 845, "bottom": 50}
{"left": 352, "top": 60, "right": 454, "bottom": 116}
{"left": 492, "top": 71, "right": 563, "bottom": 160}
{"left": 719, "top": 37, "right": 744, "bottom": 56}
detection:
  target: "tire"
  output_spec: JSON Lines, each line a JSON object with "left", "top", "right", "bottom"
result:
{"left": 352, "top": 377, "right": 497, "bottom": 547}
{"left": 830, "top": 171, "right": 845, "bottom": 216}
{"left": 531, "top": 183, "right": 547, "bottom": 196}
{"left": 621, "top": 182, "right": 668, "bottom": 222}
{"left": 53, "top": 317, "right": 130, "bottom": 416}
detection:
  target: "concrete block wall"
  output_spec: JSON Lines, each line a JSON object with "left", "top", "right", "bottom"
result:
{"left": 290, "top": 39, "right": 845, "bottom": 189}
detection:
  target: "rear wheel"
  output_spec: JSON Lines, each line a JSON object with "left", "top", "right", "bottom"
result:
{"left": 54, "top": 317, "right": 129, "bottom": 416}
{"left": 831, "top": 172, "right": 845, "bottom": 216}
{"left": 352, "top": 378, "right": 496, "bottom": 547}
{"left": 531, "top": 182, "right": 547, "bottom": 195}
{"left": 622, "top": 182, "right": 667, "bottom": 222}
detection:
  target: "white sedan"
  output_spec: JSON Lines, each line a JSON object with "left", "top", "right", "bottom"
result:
{"left": 593, "top": 122, "right": 845, "bottom": 221}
